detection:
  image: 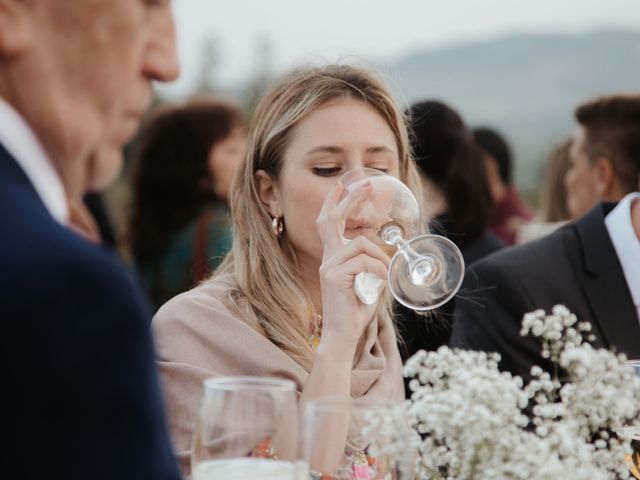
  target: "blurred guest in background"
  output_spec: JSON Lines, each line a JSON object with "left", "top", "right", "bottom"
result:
{"left": 517, "top": 138, "right": 573, "bottom": 244}
{"left": 408, "top": 101, "right": 504, "bottom": 265}
{"left": 129, "top": 97, "right": 245, "bottom": 311}
{"left": 473, "top": 127, "right": 534, "bottom": 245}
{"left": 0, "top": 1, "right": 180, "bottom": 479}
{"left": 394, "top": 101, "right": 505, "bottom": 368}
{"left": 565, "top": 95, "right": 640, "bottom": 219}
{"left": 540, "top": 139, "right": 573, "bottom": 223}
{"left": 152, "top": 64, "right": 421, "bottom": 474}
{"left": 451, "top": 94, "right": 640, "bottom": 382}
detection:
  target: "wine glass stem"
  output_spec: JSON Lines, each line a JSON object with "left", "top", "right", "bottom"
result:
{"left": 382, "top": 226, "right": 439, "bottom": 286}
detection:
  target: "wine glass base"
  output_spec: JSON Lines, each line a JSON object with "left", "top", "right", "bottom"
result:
{"left": 388, "top": 234, "right": 464, "bottom": 311}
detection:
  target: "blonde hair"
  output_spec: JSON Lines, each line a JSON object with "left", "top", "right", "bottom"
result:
{"left": 214, "top": 64, "right": 423, "bottom": 371}
{"left": 539, "top": 138, "right": 572, "bottom": 223}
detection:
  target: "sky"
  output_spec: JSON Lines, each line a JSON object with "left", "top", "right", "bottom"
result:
{"left": 157, "top": 0, "right": 640, "bottom": 98}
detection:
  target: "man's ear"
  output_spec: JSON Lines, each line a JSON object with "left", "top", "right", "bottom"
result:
{"left": 255, "top": 169, "right": 281, "bottom": 217}
{"left": 0, "top": 0, "right": 33, "bottom": 57}
{"left": 594, "top": 156, "right": 623, "bottom": 201}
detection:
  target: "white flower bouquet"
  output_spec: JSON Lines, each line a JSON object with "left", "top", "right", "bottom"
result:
{"left": 385, "top": 306, "right": 640, "bottom": 479}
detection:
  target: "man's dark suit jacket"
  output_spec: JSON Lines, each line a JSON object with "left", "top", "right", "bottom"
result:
{"left": 0, "top": 143, "right": 180, "bottom": 479}
{"left": 450, "top": 202, "right": 640, "bottom": 381}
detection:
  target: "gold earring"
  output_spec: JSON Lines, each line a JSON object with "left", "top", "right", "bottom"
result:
{"left": 271, "top": 215, "right": 284, "bottom": 237}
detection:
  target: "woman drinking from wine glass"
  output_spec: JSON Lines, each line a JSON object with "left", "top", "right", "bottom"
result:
{"left": 152, "top": 64, "right": 424, "bottom": 476}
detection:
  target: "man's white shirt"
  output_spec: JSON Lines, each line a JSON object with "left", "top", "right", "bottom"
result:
{"left": 0, "top": 97, "right": 68, "bottom": 224}
{"left": 605, "top": 192, "right": 640, "bottom": 324}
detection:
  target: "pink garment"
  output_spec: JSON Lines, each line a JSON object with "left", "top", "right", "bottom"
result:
{"left": 152, "top": 274, "right": 405, "bottom": 476}
{"left": 490, "top": 187, "right": 535, "bottom": 245}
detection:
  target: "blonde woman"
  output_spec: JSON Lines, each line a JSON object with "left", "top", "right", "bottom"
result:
{"left": 152, "top": 64, "right": 424, "bottom": 473}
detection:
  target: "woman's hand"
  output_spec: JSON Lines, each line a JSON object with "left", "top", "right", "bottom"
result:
{"left": 316, "top": 180, "right": 391, "bottom": 356}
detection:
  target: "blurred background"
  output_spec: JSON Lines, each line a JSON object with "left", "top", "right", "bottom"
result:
{"left": 108, "top": 0, "right": 640, "bottom": 248}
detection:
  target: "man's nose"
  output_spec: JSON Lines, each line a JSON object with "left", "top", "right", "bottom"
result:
{"left": 144, "top": 7, "right": 181, "bottom": 83}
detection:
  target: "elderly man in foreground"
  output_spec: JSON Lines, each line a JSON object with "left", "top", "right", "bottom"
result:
{"left": 0, "top": 1, "right": 181, "bottom": 478}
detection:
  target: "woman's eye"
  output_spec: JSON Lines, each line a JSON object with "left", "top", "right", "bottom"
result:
{"left": 370, "top": 167, "right": 389, "bottom": 174}
{"left": 312, "top": 167, "right": 342, "bottom": 177}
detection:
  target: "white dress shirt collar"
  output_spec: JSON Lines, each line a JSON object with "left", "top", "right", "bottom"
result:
{"left": 605, "top": 192, "right": 640, "bottom": 321}
{"left": 0, "top": 97, "right": 68, "bottom": 224}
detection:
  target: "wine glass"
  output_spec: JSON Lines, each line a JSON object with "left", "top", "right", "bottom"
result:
{"left": 337, "top": 167, "right": 464, "bottom": 311}
{"left": 191, "top": 376, "right": 302, "bottom": 480}
{"left": 301, "top": 398, "right": 414, "bottom": 479}
{"left": 629, "top": 360, "right": 640, "bottom": 377}
{"left": 623, "top": 360, "right": 640, "bottom": 479}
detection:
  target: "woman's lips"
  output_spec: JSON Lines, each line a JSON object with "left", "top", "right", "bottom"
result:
{"left": 344, "top": 222, "right": 375, "bottom": 238}
{"left": 345, "top": 219, "right": 370, "bottom": 230}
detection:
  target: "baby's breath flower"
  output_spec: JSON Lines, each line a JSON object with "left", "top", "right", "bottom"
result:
{"left": 376, "top": 305, "right": 640, "bottom": 480}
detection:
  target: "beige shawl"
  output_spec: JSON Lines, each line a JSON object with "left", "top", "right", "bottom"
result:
{"left": 152, "top": 276, "right": 405, "bottom": 474}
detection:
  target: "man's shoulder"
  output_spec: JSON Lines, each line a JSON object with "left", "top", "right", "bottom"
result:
{"left": 3, "top": 207, "right": 121, "bottom": 278}
{"left": 1, "top": 189, "right": 141, "bottom": 307}
{"left": 2, "top": 174, "right": 100, "bottom": 252}
{"left": 471, "top": 224, "right": 578, "bottom": 278}
{"left": 451, "top": 225, "right": 580, "bottom": 375}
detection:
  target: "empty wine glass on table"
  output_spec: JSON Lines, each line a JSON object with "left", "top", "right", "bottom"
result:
{"left": 629, "top": 360, "right": 640, "bottom": 377}
{"left": 623, "top": 360, "right": 640, "bottom": 479}
{"left": 302, "top": 398, "right": 414, "bottom": 479}
{"left": 337, "top": 167, "right": 464, "bottom": 311}
{"left": 191, "top": 377, "right": 302, "bottom": 480}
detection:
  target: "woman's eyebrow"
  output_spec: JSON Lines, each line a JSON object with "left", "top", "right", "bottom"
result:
{"left": 305, "top": 145, "right": 395, "bottom": 155}
{"left": 366, "top": 145, "right": 395, "bottom": 154}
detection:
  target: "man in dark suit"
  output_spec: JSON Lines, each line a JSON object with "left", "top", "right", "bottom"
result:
{"left": 451, "top": 95, "right": 640, "bottom": 382}
{"left": 0, "top": 1, "right": 181, "bottom": 479}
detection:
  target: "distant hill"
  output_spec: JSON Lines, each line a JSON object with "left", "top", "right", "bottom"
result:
{"left": 387, "top": 29, "right": 640, "bottom": 192}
